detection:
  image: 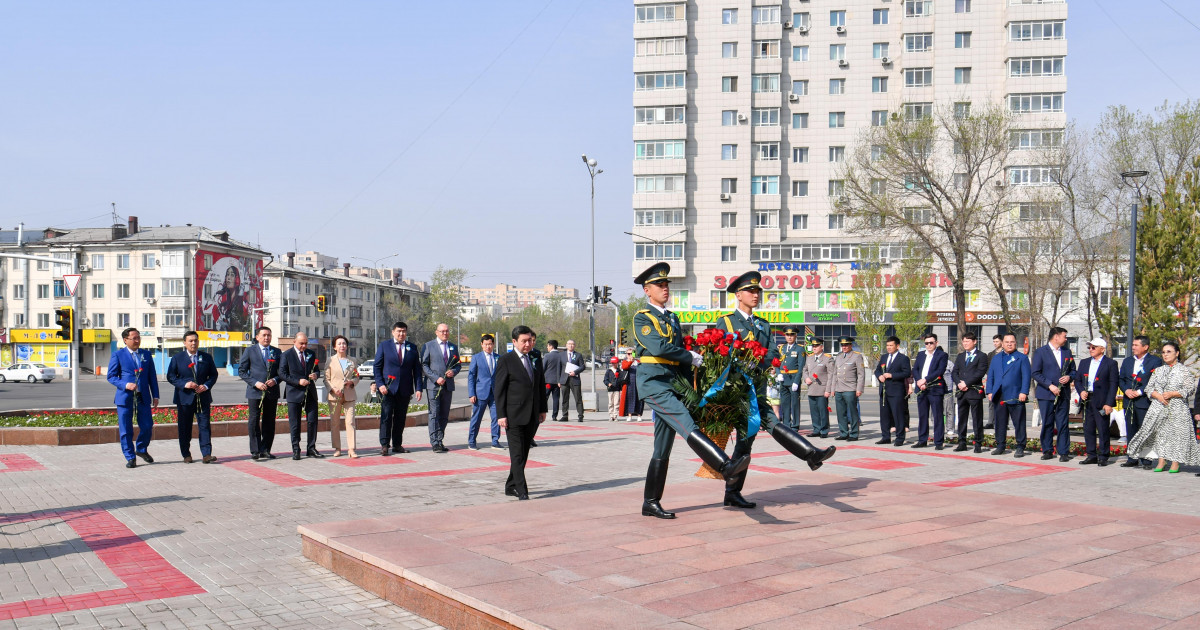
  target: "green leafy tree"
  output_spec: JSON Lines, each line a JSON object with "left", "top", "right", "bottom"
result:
{"left": 427, "top": 266, "right": 469, "bottom": 333}
{"left": 1134, "top": 158, "right": 1200, "bottom": 354}
{"left": 851, "top": 248, "right": 889, "bottom": 367}
{"left": 893, "top": 257, "right": 931, "bottom": 356}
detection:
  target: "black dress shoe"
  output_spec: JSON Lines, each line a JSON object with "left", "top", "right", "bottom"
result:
{"left": 1014, "top": 448, "right": 1027, "bottom": 458}
{"left": 724, "top": 492, "right": 757, "bottom": 509}
{"left": 530, "top": 441, "right": 538, "bottom": 447}
{"left": 380, "top": 447, "right": 391, "bottom": 456}
{"left": 436, "top": 445, "right": 450, "bottom": 453}
{"left": 974, "top": 444, "right": 982, "bottom": 453}
{"left": 911, "top": 442, "right": 928, "bottom": 449}
{"left": 517, "top": 493, "right": 529, "bottom": 500}
{"left": 846, "top": 437, "right": 859, "bottom": 442}
{"left": 641, "top": 499, "right": 676, "bottom": 519}
{"left": 935, "top": 444, "right": 944, "bottom": 451}
{"left": 1041, "top": 452, "right": 1055, "bottom": 460}
{"left": 954, "top": 444, "right": 968, "bottom": 452}
{"left": 263, "top": 452, "right": 277, "bottom": 460}
{"left": 835, "top": 435, "right": 848, "bottom": 441}
{"left": 1079, "top": 456, "right": 1098, "bottom": 465}
{"left": 136, "top": 451, "right": 154, "bottom": 463}
{"left": 251, "top": 453, "right": 261, "bottom": 461}
{"left": 984, "top": 423, "right": 995, "bottom": 430}
{"left": 307, "top": 448, "right": 325, "bottom": 458}
{"left": 505, "top": 487, "right": 518, "bottom": 497}
{"left": 292, "top": 449, "right": 302, "bottom": 460}
{"left": 893, "top": 440, "right": 905, "bottom": 447}
{"left": 1098, "top": 459, "right": 1110, "bottom": 467}
{"left": 875, "top": 438, "right": 891, "bottom": 444}
{"left": 1120, "top": 459, "right": 1140, "bottom": 468}
{"left": 1059, "top": 455, "right": 1071, "bottom": 462}
{"left": 991, "top": 447, "right": 1006, "bottom": 456}
{"left": 125, "top": 459, "right": 137, "bottom": 469}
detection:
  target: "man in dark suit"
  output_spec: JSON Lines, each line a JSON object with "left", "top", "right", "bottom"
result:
{"left": 560, "top": 340, "right": 587, "bottom": 421}
{"left": 375, "top": 322, "right": 424, "bottom": 455}
{"left": 912, "top": 333, "right": 949, "bottom": 449}
{"left": 951, "top": 332, "right": 988, "bottom": 452}
{"left": 280, "top": 332, "right": 322, "bottom": 460}
{"left": 1119, "top": 335, "right": 1162, "bottom": 468}
{"left": 421, "top": 322, "right": 461, "bottom": 452}
{"left": 542, "top": 340, "right": 564, "bottom": 420}
{"left": 1031, "top": 326, "right": 1077, "bottom": 462}
{"left": 239, "top": 326, "right": 281, "bottom": 460}
{"left": 167, "top": 330, "right": 219, "bottom": 463}
{"left": 874, "top": 336, "right": 912, "bottom": 446}
{"left": 983, "top": 334, "right": 1002, "bottom": 429}
{"left": 495, "top": 325, "right": 548, "bottom": 500}
{"left": 107, "top": 327, "right": 160, "bottom": 468}
{"left": 986, "top": 333, "right": 1031, "bottom": 457}
{"left": 1075, "top": 337, "right": 1119, "bottom": 466}
{"left": 467, "top": 334, "right": 501, "bottom": 450}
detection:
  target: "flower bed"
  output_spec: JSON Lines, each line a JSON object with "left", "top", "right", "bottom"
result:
{"left": 0, "top": 402, "right": 427, "bottom": 428}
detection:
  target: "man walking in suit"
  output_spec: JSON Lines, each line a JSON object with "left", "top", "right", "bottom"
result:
{"left": 1075, "top": 337, "right": 1119, "bottom": 466}
{"left": 951, "top": 332, "right": 988, "bottom": 453}
{"left": 239, "top": 326, "right": 281, "bottom": 460}
{"left": 542, "top": 340, "right": 564, "bottom": 420}
{"left": 777, "top": 327, "right": 806, "bottom": 431}
{"left": 1031, "top": 326, "right": 1077, "bottom": 461}
{"left": 1120, "top": 335, "right": 1162, "bottom": 468}
{"left": 912, "top": 334, "right": 949, "bottom": 449}
{"left": 986, "top": 333, "right": 1031, "bottom": 457}
{"left": 467, "top": 334, "right": 501, "bottom": 450}
{"left": 801, "top": 338, "right": 833, "bottom": 438}
{"left": 421, "top": 323, "right": 461, "bottom": 452}
{"left": 107, "top": 328, "right": 160, "bottom": 468}
{"left": 375, "top": 322, "right": 423, "bottom": 455}
{"left": 280, "top": 332, "right": 322, "bottom": 460}
{"left": 167, "top": 330, "right": 219, "bottom": 463}
{"left": 874, "top": 336, "right": 912, "bottom": 446}
{"left": 560, "top": 340, "right": 586, "bottom": 421}
{"left": 495, "top": 325, "right": 548, "bottom": 500}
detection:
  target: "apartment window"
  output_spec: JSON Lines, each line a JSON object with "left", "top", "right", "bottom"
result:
{"left": 1009, "top": 166, "right": 1062, "bottom": 185}
{"left": 754, "top": 211, "right": 779, "bottom": 228}
{"left": 636, "top": 4, "right": 683, "bottom": 23}
{"left": 163, "top": 278, "right": 187, "bottom": 297}
{"left": 752, "top": 108, "right": 780, "bottom": 126}
{"left": 635, "top": 175, "right": 685, "bottom": 193}
{"left": 793, "top": 113, "right": 809, "bottom": 128}
{"left": 1010, "top": 20, "right": 1065, "bottom": 41}
{"left": 143, "top": 313, "right": 156, "bottom": 329}
{"left": 752, "top": 6, "right": 780, "bottom": 24}
{"left": 953, "top": 173, "right": 969, "bottom": 188}
{"left": 872, "top": 77, "right": 888, "bottom": 93}
{"left": 635, "top": 140, "right": 685, "bottom": 159}
{"left": 829, "top": 146, "right": 846, "bottom": 162}
{"left": 94, "top": 313, "right": 105, "bottom": 328}
{"left": 904, "top": 33, "right": 933, "bottom": 53}
{"left": 722, "top": 76, "right": 738, "bottom": 92}
{"left": 37, "top": 313, "right": 51, "bottom": 327}
{"left": 955, "top": 67, "right": 972, "bottom": 84}
{"left": 829, "top": 180, "right": 846, "bottom": 197}
{"left": 829, "top": 10, "right": 846, "bottom": 26}
{"left": 11, "top": 258, "right": 24, "bottom": 270}
{"left": 91, "top": 284, "right": 104, "bottom": 299}
{"left": 721, "top": 246, "right": 738, "bottom": 262}
{"left": 635, "top": 242, "right": 684, "bottom": 260}
{"left": 1013, "top": 202, "right": 1059, "bottom": 221}
{"left": 1009, "top": 57, "right": 1065, "bottom": 78}
{"left": 1009, "top": 93, "right": 1065, "bottom": 113}
{"left": 722, "top": 8, "right": 738, "bottom": 24}
{"left": 722, "top": 144, "right": 738, "bottom": 160}
{"left": 90, "top": 254, "right": 104, "bottom": 270}
{"left": 871, "top": 145, "right": 886, "bottom": 161}
{"left": 12, "top": 285, "right": 25, "bottom": 300}
{"left": 117, "top": 254, "right": 130, "bottom": 270}
{"left": 955, "top": 32, "right": 972, "bottom": 48}
{"left": 36, "top": 259, "right": 48, "bottom": 271}
{"left": 118, "top": 313, "right": 130, "bottom": 327}
{"left": 828, "top": 214, "right": 846, "bottom": 229}
{"left": 635, "top": 106, "right": 685, "bottom": 125}
{"left": 754, "top": 142, "right": 780, "bottom": 161}
{"left": 12, "top": 313, "right": 25, "bottom": 326}
{"left": 1010, "top": 129, "right": 1065, "bottom": 149}
{"left": 871, "top": 110, "right": 889, "bottom": 126}
{"left": 792, "top": 147, "right": 810, "bottom": 163}
{"left": 722, "top": 42, "right": 738, "bottom": 58}
{"left": 873, "top": 43, "right": 889, "bottom": 59}
{"left": 636, "top": 37, "right": 686, "bottom": 56}
{"left": 871, "top": 178, "right": 887, "bottom": 194}
{"left": 873, "top": 8, "right": 889, "bottom": 24}
{"left": 954, "top": 102, "right": 972, "bottom": 118}
{"left": 721, "top": 178, "right": 738, "bottom": 194}
{"left": 635, "top": 208, "right": 685, "bottom": 227}
{"left": 905, "top": 0, "right": 933, "bottom": 17}
{"left": 829, "top": 44, "right": 845, "bottom": 60}
{"left": 751, "top": 74, "right": 780, "bottom": 93}
{"left": 142, "top": 283, "right": 156, "bottom": 299}
{"left": 792, "top": 80, "right": 809, "bottom": 96}
{"left": 829, "top": 112, "right": 845, "bottom": 128}
{"left": 955, "top": 0, "right": 972, "bottom": 13}
{"left": 792, "top": 214, "right": 809, "bottom": 230}
{"left": 793, "top": 12, "right": 811, "bottom": 28}
{"left": 904, "top": 207, "right": 934, "bottom": 224}
{"left": 792, "top": 46, "right": 809, "bottom": 61}
{"left": 722, "top": 110, "right": 737, "bottom": 126}
{"left": 37, "top": 284, "right": 49, "bottom": 299}
{"left": 721, "top": 212, "right": 738, "bottom": 228}
{"left": 635, "top": 72, "right": 685, "bottom": 90}
{"left": 754, "top": 40, "right": 780, "bottom": 58}
{"left": 141, "top": 253, "right": 156, "bottom": 269}
{"left": 829, "top": 78, "right": 846, "bottom": 95}
{"left": 162, "top": 309, "right": 185, "bottom": 327}
{"left": 751, "top": 176, "right": 779, "bottom": 195}
{"left": 904, "top": 68, "right": 933, "bottom": 87}
{"left": 791, "top": 181, "right": 810, "bottom": 197}
{"left": 117, "top": 283, "right": 130, "bottom": 299}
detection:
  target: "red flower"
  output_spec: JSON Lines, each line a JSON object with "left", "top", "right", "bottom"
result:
{"left": 771, "top": 358, "right": 781, "bottom": 368}
{"left": 187, "top": 362, "right": 195, "bottom": 369}
{"left": 733, "top": 340, "right": 745, "bottom": 350}
{"left": 683, "top": 335, "right": 694, "bottom": 347}
{"left": 717, "top": 345, "right": 730, "bottom": 356}
{"left": 725, "top": 333, "right": 736, "bottom": 342}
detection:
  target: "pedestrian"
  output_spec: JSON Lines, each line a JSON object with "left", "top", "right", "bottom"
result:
{"left": 983, "top": 333, "right": 1002, "bottom": 429}
{"left": 831, "top": 337, "right": 866, "bottom": 441}
{"left": 801, "top": 338, "right": 833, "bottom": 438}
{"left": 1119, "top": 335, "right": 1162, "bottom": 469}
{"left": 323, "top": 335, "right": 359, "bottom": 458}
{"left": 985, "top": 333, "right": 1031, "bottom": 457}
{"left": 1124, "top": 342, "right": 1200, "bottom": 473}
{"left": 950, "top": 332, "right": 987, "bottom": 452}
{"left": 541, "top": 340, "right": 563, "bottom": 421}
{"left": 107, "top": 327, "right": 159, "bottom": 468}
{"left": 239, "top": 326, "right": 281, "bottom": 460}
{"left": 280, "top": 332, "right": 322, "bottom": 460}
{"left": 912, "top": 334, "right": 949, "bottom": 449}
{"left": 875, "top": 336, "right": 912, "bottom": 446}
{"left": 1031, "top": 327, "right": 1077, "bottom": 461}
{"left": 621, "top": 359, "right": 644, "bottom": 421}
{"left": 767, "top": 368, "right": 782, "bottom": 419}
{"left": 374, "top": 322, "right": 423, "bottom": 455}
{"left": 560, "top": 340, "right": 586, "bottom": 422}
{"left": 467, "top": 334, "right": 501, "bottom": 450}
{"left": 777, "top": 326, "right": 806, "bottom": 430}
{"left": 603, "top": 357, "right": 623, "bottom": 421}
{"left": 1074, "top": 337, "right": 1119, "bottom": 466}
{"left": 421, "top": 323, "right": 461, "bottom": 453}
{"left": 167, "top": 330, "right": 218, "bottom": 463}
{"left": 494, "top": 325, "right": 548, "bottom": 500}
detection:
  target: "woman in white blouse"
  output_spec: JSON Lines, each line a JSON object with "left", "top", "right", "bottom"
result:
{"left": 323, "top": 335, "right": 360, "bottom": 458}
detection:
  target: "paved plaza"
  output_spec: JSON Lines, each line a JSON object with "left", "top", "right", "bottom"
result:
{"left": 3, "top": 410, "right": 1200, "bottom": 629}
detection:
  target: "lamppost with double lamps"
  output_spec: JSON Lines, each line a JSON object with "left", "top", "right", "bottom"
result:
{"left": 1120, "top": 170, "right": 1148, "bottom": 358}
{"left": 582, "top": 154, "right": 603, "bottom": 399}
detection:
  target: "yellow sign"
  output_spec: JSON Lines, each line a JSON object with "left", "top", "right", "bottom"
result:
{"left": 81, "top": 329, "right": 112, "bottom": 343}
{"left": 9, "top": 329, "right": 62, "bottom": 343}
{"left": 197, "top": 331, "right": 248, "bottom": 342}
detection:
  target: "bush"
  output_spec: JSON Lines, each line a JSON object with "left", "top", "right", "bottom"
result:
{"left": 0, "top": 402, "right": 427, "bottom": 428}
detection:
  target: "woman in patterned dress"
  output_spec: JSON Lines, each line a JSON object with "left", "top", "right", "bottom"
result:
{"left": 1126, "top": 342, "right": 1200, "bottom": 473}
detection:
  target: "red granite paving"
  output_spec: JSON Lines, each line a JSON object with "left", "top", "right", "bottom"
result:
{"left": 301, "top": 469, "right": 1200, "bottom": 629}
{"left": 0, "top": 453, "right": 46, "bottom": 472}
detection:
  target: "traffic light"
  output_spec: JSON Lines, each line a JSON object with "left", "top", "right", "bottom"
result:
{"left": 592, "top": 286, "right": 601, "bottom": 303}
{"left": 620, "top": 327, "right": 627, "bottom": 346}
{"left": 54, "top": 306, "right": 73, "bottom": 342}
{"left": 602, "top": 286, "right": 612, "bottom": 303}
{"left": 316, "top": 295, "right": 327, "bottom": 312}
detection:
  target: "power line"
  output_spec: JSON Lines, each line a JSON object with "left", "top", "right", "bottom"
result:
{"left": 1159, "top": 0, "right": 1200, "bottom": 33}
{"left": 1093, "top": 0, "right": 1192, "bottom": 98}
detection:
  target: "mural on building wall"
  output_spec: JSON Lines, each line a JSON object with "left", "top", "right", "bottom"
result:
{"left": 195, "top": 250, "right": 263, "bottom": 333}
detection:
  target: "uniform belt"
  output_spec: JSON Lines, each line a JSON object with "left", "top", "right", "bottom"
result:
{"left": 779, "top": 368, "right": 798, "bottom": 374}
{"left": 639, "top": 356, "right": 680, "bottom": 366}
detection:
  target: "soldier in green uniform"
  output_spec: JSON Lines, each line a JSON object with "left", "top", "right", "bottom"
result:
{"left": 777, "top": 326, "right": 806, "bottom": 431}
{"left": 715, "top": 272, "right": 836, "bottom": 509}
{"left": 633, "top": 262, "right": 752, "bottom": 520}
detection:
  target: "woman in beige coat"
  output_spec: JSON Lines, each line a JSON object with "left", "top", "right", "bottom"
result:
{"left": 324, "top": 335, "right": 359, "bottom": 458}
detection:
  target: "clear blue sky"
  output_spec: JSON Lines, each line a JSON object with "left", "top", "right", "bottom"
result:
{"left": 2, "top": 1, "right": 1197, "bottom": 297}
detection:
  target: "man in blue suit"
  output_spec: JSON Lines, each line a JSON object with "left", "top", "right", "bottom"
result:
{"left": 467, "top": 334, "right": 501, "bottom": 450}
{"left": 874, "top": 336, "right": 912, "bottom": 446}
{"left": 1031, "top": 326, "right": 1077, "bottom": 462}
{"left": 1119, "top": 335, "right": 1162, "bottom": 468}
{"left": 985, "top": 333, "right": 1031, "bottom": 457}
{"left": 107, "top": 327, "right": 160, "bottom": 468}
{"left": 239, "top": 326, "right": 281, "bottom": 460}
{"left": 912, "top": 333, "right": 949, "bottom": 449}
{"left": 1075, "top": 337, "right": 1120, "bottom": 466}
{"left": 375, "top": 322, "right": 424, "bottom": 455}
{"left": 167, "top": 330, "right": 219, "bottom": 463}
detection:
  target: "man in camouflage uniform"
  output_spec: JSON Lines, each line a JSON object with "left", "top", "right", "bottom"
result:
{"left": 801, "top": 338, "right": 833, "bottom": 438}
{"left": 633, "top": 262, "right": 752, "bottom": 519}
{"left": 715, "top": 272, "right": 836, "bottom": 509}
{"left": 777, "top": 326, "right": 806, "bottom": 431}
{"left": 831, "top": 337, "right": 867, "bottom": 440}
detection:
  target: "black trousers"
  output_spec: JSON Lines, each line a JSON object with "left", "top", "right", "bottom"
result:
{"left": 288, "top": 397, "right": 319, "bottom": 451}
{"left": 956, "top": 395, "right": 984, "bottom": 444}
{"left": 1083, "top": 402, "right": 1112, "bottom": 459}
{"left": 916, "top": 391, "right": 946, "bottom": 446}
{"left": 379, "top": 393, "right": 411, "bottom": 449}
{"left": 505, "top": 421, "right": 537, "bottom": 495}
{"left": 993, "top": 399, "right": 1027, "bottom": 448}
{"left": 562, "top": 378, "right": 584, "bottom": 420}
{"left": 247, "top": 396, "right": 277, "bottom": 455}
{"left": 880, "top": 394, "right": 906, "bottom": 441}
{"left": 545, "top": 384, "right": 560, "bottom": 419}
{"left": 177, "top": 400, "right": 212, "bottom": 458}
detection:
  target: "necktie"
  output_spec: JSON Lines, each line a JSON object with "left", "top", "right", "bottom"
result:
{"left": 886, "top": 353, "right": 893, "bottom": 368}
{"left": 443, "top": 343, "right": 449, "bottom": 363}
{"left": 488, "top": 354, "right": 494, "bottom": 374}
{"left": 397, "top": 342, "right": 403, "bottom": 363}
{"left": 522, "top": 353, "right": 533, "bottom": 380}
{"left": 262, "top": 346, "right": 269, "bottom": 364}
{"left": 967, "top": 352, "right": 973, "bottom": 363}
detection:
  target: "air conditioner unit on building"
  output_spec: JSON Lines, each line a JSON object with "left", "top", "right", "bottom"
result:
{"left": 836, "top": 25, "right": 846, "bottom": 34}
{"left": 78, "top": 264, "right": 90, "bottom": 272}
{"left": 838, "top": 59, "right": 849, "bottom": 68}
{"left": 880, "top": 56, "right": 892, "bottom": 65}
{"left": 783, "top": 21, "right": 793, "bottom": 29}
{"left": 797, "top": 25, "right": 810, "bottom": 33}
{"left": 788, "top": 93, "right": 800, "bottom": 102}
{"left": 736, "top": 112, "right": 748, "bottom": 122}
{"left": 994, "top": 180, "right": 1006, "bottom": 188}
{"left": 720, "top": 193, "right": 732, "bottom": 201}
{"left": 145, "top": 298, "right": 157, "bottom": 306}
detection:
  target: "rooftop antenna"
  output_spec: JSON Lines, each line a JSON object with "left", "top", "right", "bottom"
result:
{"left": 110, "top": 202, "right": 120, "bottom": 226}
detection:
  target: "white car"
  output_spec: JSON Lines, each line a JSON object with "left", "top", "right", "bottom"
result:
{"left": 0, "top": 363, "right": 56, "bottom": 383}
{"left": 355, "top": 362, "right": 374, "bottom": 378}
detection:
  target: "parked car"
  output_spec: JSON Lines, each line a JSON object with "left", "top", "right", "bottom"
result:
{"left": 355, "top": 361, "right": 374, "bottom": 379}
{"left": 0, "top": 363, "right": 56, "bottom": 383}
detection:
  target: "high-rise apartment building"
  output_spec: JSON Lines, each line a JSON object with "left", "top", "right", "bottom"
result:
{"left": 632, "top": 0, "right": 1067, "bottom": 341}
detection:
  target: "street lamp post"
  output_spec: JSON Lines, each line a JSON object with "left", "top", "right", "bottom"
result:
{"left": 582, "top": 154, "right": 603, "bottom": 400}
{"left": 351, "top": 253, "right": 399, "bottom": 355}
{"left": 1120, "top": 170, "right": 1149, "bottom": 359}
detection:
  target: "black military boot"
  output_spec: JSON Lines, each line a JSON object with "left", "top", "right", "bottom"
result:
{"left": 723, "top": 442, "right": 756, "bottom": 508}
{"left": 771, "top": 424, "right": 836, "bottom": 471}
{"left": 641, "top": 459, "right": 676, "bottom": 519}
{"left": 687, "top": 430, "right": 751, "bottom": 480}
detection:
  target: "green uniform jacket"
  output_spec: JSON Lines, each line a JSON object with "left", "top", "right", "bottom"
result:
{"left": 633, "top": 305, "right": 692, "bottom": 398}
{"left": 716, "top": 311, "right": 781, "bottom": 368}
{"left": 776, "top": 342, "right": 806, "bottom": 388}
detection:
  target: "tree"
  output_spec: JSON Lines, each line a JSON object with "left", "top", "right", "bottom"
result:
{"left": 1134, "top": 158, "right": 1200, "bottom": 354}
{"left": 427, "top": 266, "right": 469, "bottom": 331}
{"left": 892, "top": 256, "right": 931, "bottom": 356}
{"left": 851, "top": 248, "right": 889, "bottom": 367}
